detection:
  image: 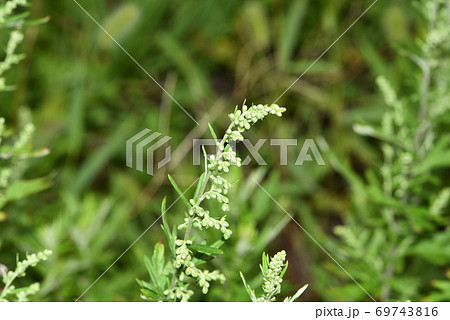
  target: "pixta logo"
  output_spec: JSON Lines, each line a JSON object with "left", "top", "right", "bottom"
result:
{"left": 126, "top": 129, "right": 326, "bottom": 175}
{"left": 126, "top": 129, "right": 171, "bottom": 176}
{"left": 193, "top": 138, "right": 325, "bottom": 166}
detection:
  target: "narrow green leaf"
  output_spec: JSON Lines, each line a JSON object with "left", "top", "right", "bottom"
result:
{"left": 161, "top": 197, "right": 175, "bottom": 255}
{"left": 280, "top": 260, "right": 288, "bottom": 278}
{"left": 152, "top": 243, "right": 165, "bottom": 272}
{"left": 144, "top": 256, "right": 161, "bottom": 290}
{"left": 193, "top": 173, "right": 205, "bottom": 202}
{"left": 284, "top": 284, "right": 308, "bottom": 302}
{"left": 262, "top": 252, "right": 269, "bottom": 273}
{"left": 202, "top": 145, "right": 208, "bottom": 174}
{"left": 171, "top": 224, "right": 177, "bottom": 246}
{"left": 240, "top": 272, "right": 257, "bottom": 302}
{"left": 189, "top": 243, "right": 223, "bottom": 256}
{"left": 210, "top": 239, "right": 225, "bottom": 249}
{"left": 5, "top": 178, "right": 51, "bottom": 203}
{"left": 208, "top": 122, "right": 218, "bottom": 143}
{"left": 167, "top": 174, "right": 191, "bottom": 209}
{"left": 161, "top": 196, "right": 167, "bottom": 213}
{"left": 139, "top": 288, "right": 160, "bottom": 301}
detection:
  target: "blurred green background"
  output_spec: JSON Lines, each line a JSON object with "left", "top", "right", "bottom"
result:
{"left": 2, "top": 0, "right": 446, "bottom": 302}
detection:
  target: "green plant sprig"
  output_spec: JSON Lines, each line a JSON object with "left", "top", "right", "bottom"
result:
{"left": 0, "top": 250, "right": 52, "bottom": 302}
{"left": 240, "top": 250, "right": 308, "bottom": 302}
{"left": 138, "top": 102, "right": 286, "bottom": 301}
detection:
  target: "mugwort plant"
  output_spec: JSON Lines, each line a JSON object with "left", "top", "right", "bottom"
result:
{"left": 138, "top": 103, "right": 308, "bottom": 301}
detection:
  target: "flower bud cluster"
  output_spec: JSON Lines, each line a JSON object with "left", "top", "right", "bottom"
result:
{"left": 228, "top": 104, "right": 285, "bottom": 133}
{"left": 0, "top": 0, "right": 27, "bottom": 23}
{"left": 197, "top": 269, "right": 226, "bottom": 294}
{"left": 0, "top": 30, "right": 24, "bottom": 91}
{"left": 256, "top": 250, "right": 286, "bottom": 301}
{"left": 168, "top": 103, "right": 285, "bottom": 301}
{"left": 172, "top": 238, "right": 226, "bottom": 295}
{"left": 163, "top": 285, "right": 194, "bottom": 302}
{"left": 0, "top": 249, "right": 52, "bottom": 301}
{"left": 173, "top": 240, "right": 193, "bottom": 268}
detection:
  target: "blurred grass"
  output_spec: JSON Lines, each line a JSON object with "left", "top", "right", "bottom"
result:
{"left": 0, "top": 0, "right": 422, "bottom": 301}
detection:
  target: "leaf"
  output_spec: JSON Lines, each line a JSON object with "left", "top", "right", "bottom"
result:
{"left": 167, "top": 174, "right": 191, "bottom": 209}
{"left": 189, "top": 243, "right": 223, "bottom": 256}
{"left": 3, "top": 11, "right": 50, "bottom": 27}
{"left": 21, "top": 16, "right": 51, "bottom": 26}
{"left": 352, "top": 123, "right": 406, "bottom": 149}
{"left": 144, "top": 256, "right": 160, "bottom": 290}
{"left": 210, "top": 239, "right": 225, "bottom": 249}
{"left": 151, "top": 243, "right": 166, "bottom": 273}
{"left": 240, "top": 271, "right": 257, "bottom": 302}
{"left": 408, "top": 232, "right": 450, "bottom": 265}
{"left": 207, "top": 123, "right": 218, "bottom": 143}
{"left": 261, "top": 252, "right": 269, "bottom": 274}
{"left": 172, "top": 224, "right": 177, "bottom": 245}
{"left": 160, "top": 197, "right": 175, "bottom": 255}
{"left": 142, "top": 243, "right": 169, "bottom": 294}
{"left": 138, "top": 286, "right": 161, "bottom": 301}
{"left": 193, "top": 173, "right": 205, "bottom": 202}
{"left": 278, "top": 0, "right": 309, "bottom": 69}
{"left": 98, "top": 3, "right": 141, "bottom": 50}
{"left": 412, "top": 136, "right": 450, "bottom": 175}
{"left": 280, "top": 260, "right": 288, "bottom": 278}
{"left": 284, "top": 284, "right": 308, "bottom": 302}
{"left": 202, "top": 145, "right": 208, "bottom": 174}
{"left": 4, "top": 178, "right": 51, "bottom": 203}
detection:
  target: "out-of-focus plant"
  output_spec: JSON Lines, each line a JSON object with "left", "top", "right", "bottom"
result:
{"left": 240, "top": 250, "right": 308, "bottom": 302}
{"left": 324, "top": 0, "right": 450, "bottom": 301}
{"left": 0, "top": 112, "right": 51, "bottom": 219}
{"left": 0, "top": 250, "right": 52, "bottom": 302}
{"left": 0, "top": 0, "right": 47, "bottom": 92}
{"left": 0, "top": 0, "right": 26, "bottom": 91}
{"left": 0, "top": 0, "right": 52, "bottom": 302}
{"left": 0, "top": 0, "right": 51, "bottom": 223}
{"left": 137, "top": 103, "right": 292, "bottom": 301}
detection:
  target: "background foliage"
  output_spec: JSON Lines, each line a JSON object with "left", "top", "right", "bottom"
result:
{"left": 0, "top": 0, "right": 448, "bottom": 301}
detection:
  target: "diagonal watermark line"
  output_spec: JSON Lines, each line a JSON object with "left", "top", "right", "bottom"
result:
{"left": 76, "top": 177, "right": 200, "bottom": 301}
{"left": 272, "top": 0, "right": 378, "bottom": 105}
{"left": 72, "top": 0, "right": 200, "bottom": 126}
{"left": 252, "top": 178, "right": 377, "bottom": 302}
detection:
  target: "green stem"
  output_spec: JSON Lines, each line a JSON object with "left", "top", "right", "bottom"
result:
{"left": 168, "top": 123, "right": 234, "bottom": 293}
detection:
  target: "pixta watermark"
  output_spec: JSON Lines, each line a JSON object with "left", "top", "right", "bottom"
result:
{"left": 192, "top": 138, "right": 325, "bottom": 166}
{"left": 126, "top": 129, "right": 325, "bottom": 175}
{"left": 126, "top": 129, "right": 172, "bottom": 176}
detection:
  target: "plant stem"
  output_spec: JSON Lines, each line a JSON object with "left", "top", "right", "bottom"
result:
{"left": 168, "top": 123, "right": 234, "bottom": 292}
